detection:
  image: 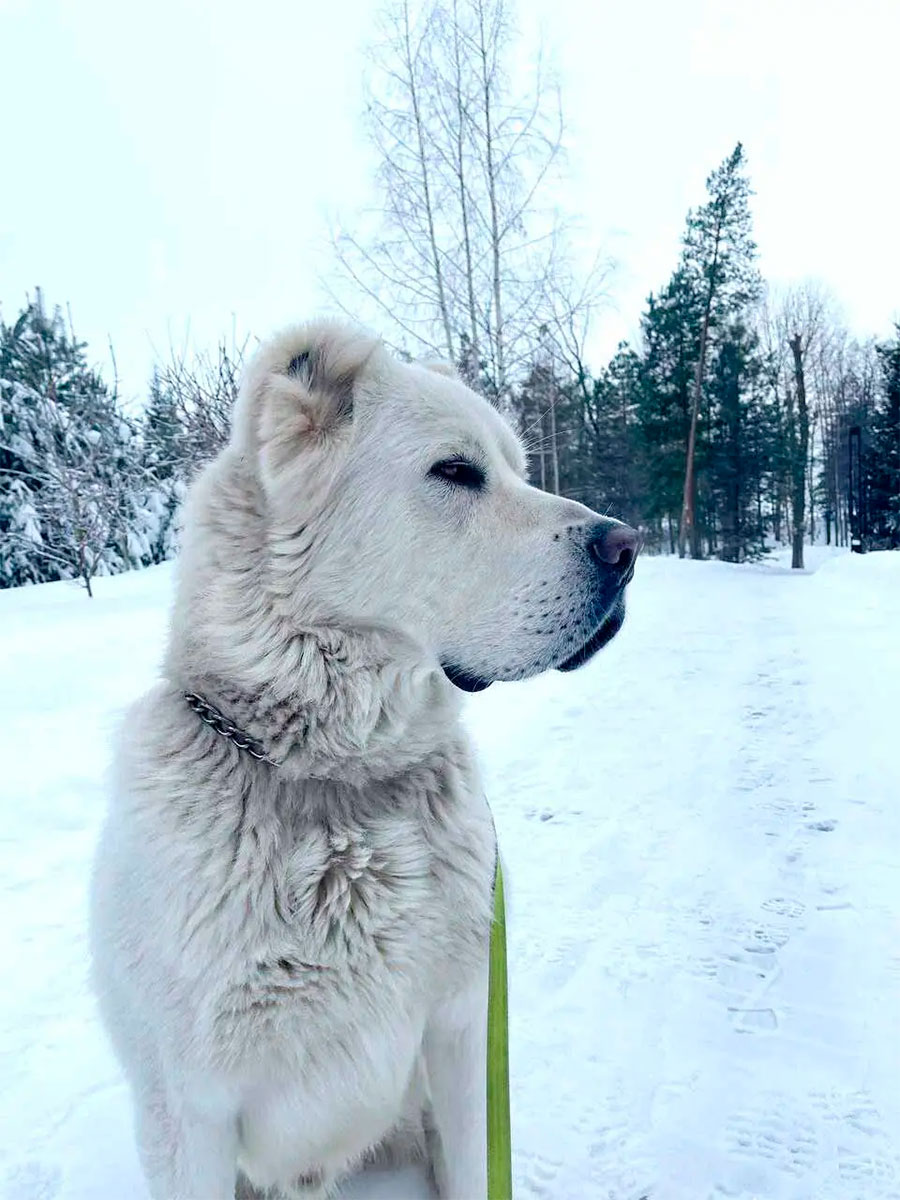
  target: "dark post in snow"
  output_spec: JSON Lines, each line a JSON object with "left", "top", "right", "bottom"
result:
{"left": 848, "top": 424, "right": 865, "bottom": 554}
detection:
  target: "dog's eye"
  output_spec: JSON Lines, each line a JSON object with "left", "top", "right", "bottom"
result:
{"left": 428, "top": 458, "right": 485, "bottom": 491}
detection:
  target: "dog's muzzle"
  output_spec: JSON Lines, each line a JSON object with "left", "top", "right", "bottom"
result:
{"left": 443, "top": 520, "right": 640, "bottom": 691}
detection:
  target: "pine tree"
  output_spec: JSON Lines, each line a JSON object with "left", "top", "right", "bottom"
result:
{"left": 572, "top": 345, "right": 645, "bottom": 530}
{"left": 0, "top": 294, "right": 143, "bottom": 592}
{"left": 707, "top": 320, "right": 768, "bottom": 561}
{"left": 677, "top": 143, "right": 762, "bottom": 557}
{"left": 868, "top": 326, "right": 900, "bottom": 548}
{"left": 636, "top": 269, "right": 703, "bottom": 550}
{"left": 143, "top": 369, "right": 183, "bottom": 480}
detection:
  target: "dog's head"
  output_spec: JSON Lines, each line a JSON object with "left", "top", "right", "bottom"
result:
{"left": 231, "top": 320, "right": 637, "bottom": 691}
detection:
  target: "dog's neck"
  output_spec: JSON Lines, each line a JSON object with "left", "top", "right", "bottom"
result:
{"left": 166, "top": 458, "right": 464, "bottom": 782}
{"left": 175, "top": 625, "right": 462, "bottom": 784}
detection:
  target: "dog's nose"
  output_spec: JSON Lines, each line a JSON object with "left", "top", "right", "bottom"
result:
{"left": 587, "top": 521, "right": 639, "bottom": 573}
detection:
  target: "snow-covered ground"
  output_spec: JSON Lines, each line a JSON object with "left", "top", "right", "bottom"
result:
{"left": 2, "top": 548, "right": 899, "bottom": 1200}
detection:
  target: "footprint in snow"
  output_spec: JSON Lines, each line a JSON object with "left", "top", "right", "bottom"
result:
{"left": 517, "top": 1150, "right": 563, "bottom": 1197}
{"left": 761, "top": 897, "right": 806, "bottom": 919}
{"left": 837, "top": 1152, "right": 898, "bottom": 1188}
{"left": 736, "top": 919, "right": 792, "bottom": 952}
{"left": 722, "top": 1100, "right": 821, "bottom": 1181}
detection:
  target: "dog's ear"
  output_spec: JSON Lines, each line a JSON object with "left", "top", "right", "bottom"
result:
{"left": 242, "top": 321, "right": 380, "bottom": 488}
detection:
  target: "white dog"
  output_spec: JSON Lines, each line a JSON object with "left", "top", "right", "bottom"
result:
{"left": 90, "top": 321, "right": 637, "bottom": 1200}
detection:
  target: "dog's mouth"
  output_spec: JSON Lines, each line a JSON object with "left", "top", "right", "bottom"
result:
{"left": 441, "top": 663, "right": 494, "bottom": 693}
{"left": 442, "top": 588, "right": 629, "bottom": 693}
{"left": 557, "top": 554, "right": 635, "bottom": 672}
{"left": 555, "top": 594, "right": 626, "bottom": 672}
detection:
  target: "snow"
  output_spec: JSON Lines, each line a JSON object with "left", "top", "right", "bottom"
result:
{"left": 2, "top": 550, "right": 900, "bottom": 1200}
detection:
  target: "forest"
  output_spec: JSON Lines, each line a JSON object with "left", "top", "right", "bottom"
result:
{"left": 2, "top": 0, "right": 898, "bottom": 593}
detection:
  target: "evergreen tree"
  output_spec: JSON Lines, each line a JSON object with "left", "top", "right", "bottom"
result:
{"left": 143, "top": 369, "right": 183, "bottom": 480}
{"left": 677, "top": 143, "right": 762, "bottom": 557}
{"left": 636, "top": 269, "right": 703, "bottom": 550}
{"left": 0, "top": 295, "right": 146, "bottom": 591}
{"left": 573, "top": 345, "right": 645, "bottom": 530}
{"left": 706, "top": 320, "right": 769, "bottom": 561}
{"left": 868, "top": 326, "right": 900, "bottom": 548}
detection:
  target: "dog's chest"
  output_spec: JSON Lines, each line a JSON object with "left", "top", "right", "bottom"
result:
{"left": 280, "top": 811, "right": 434, "bottom": 964}
{"left": 208, "top": 775, "right": 494, "bottom": 1038}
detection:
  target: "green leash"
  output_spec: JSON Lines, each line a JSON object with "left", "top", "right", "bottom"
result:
{"left": 487, "top": 857, "right": 512, "bottom": 1200}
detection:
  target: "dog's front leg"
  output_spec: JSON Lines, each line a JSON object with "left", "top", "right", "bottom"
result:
{"left": 135, "top": 1082, "right": 238, "bottom": 1200}
{"left": 424, "top": 967, "right": 489, "bottom": 1200}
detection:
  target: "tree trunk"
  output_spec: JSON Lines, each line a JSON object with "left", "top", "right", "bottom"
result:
{"left": 679, "top": 301, "right": 712, "bottom": 559}
{"left": 78, "top": 542, "right": 94, "bottom": 598}
{"left": 789, "top": 333, "right": 809, "bottom": 569}
{"left": 723, "top": 475, "right": 740, "bottom": 561}
{"left": 807, "top": 419, "right": 816, "bottom": 542}
{"left": 450, "top": 0, "right": 480, "bottom": 360}
{"left": 474, "top": 0, "right": 505, "bottom": 399}
{"left": 549, "top": 388, "right": 559, "bottom": 495}
{"left": 401, "top": 1, "right": 454, "bottom": 361}
{"left": 538, "top": 410, "right": 547, "bottom": 491}
{"left": 705, "top": 500, "right": 717, "bottom": 557}
{"left": 679, "top": 220, "right": 723, "bottom": 561}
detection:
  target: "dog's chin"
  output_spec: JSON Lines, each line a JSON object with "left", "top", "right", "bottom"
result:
{"left": 441, "top": 596, "right": 626, "bottom": 691}
{"left": 556, "top": 596, "right": 626, "bottom": 672}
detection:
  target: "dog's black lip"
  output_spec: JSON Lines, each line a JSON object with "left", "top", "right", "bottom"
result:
{"left": 441, "top": 663, "right": 493, "bottom": 693}
{"left": 556, "top": 597, "right": 626, "bottom": 672}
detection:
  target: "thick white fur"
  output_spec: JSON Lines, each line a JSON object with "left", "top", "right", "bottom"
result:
{"left": 90, "top": 320, "right": 613, "bottom": 1199}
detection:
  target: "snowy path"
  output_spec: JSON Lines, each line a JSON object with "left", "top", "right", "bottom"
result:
{"left": 1, "top": 551, "right": 899, "bottom": 1199}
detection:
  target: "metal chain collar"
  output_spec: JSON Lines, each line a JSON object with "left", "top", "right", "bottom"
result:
{"left": 183, "top": 691, "right": 282, "bottom": 767}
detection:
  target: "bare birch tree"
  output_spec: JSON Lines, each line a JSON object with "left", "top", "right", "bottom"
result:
{"left": 328, "top": 0, "right": 576, "bottom": 406}
{"left": 763, "top": 284, "right": 834, "bottom": 568}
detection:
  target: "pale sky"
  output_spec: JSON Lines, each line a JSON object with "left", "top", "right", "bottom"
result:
{"left": 2, "top": 0, "right": 898, "bottom": 402}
